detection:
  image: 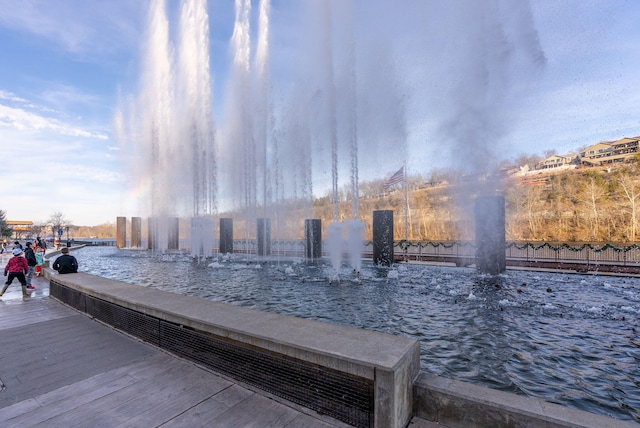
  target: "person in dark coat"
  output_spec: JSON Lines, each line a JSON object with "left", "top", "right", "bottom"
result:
{"left": 52, "top": 247, "right": 78, "bottom": 274}
{"left": 24, "top": 242, "right": 37, "bottom": 290}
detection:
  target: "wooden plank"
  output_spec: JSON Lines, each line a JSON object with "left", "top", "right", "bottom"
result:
{"left": 42, "top": 360, "right": 219, "bottom": 427}
{"left": 2, "top": 354, "right": 194, "bottom": 425}
{"left": 0, "top": 298, "right": 74, "bottom": 330}
{"left": 283, "top": 412, "right": 346, "bottom": 428}
{"left": 3, "top": 370, "right": 141, "bottom": 426}
{"left": 113, "top": 378, "right": 233, "bottom": 427}
{"left": 35, "top": 353, "right": 174, "bottom": 406}
{"left": 209, "top": 383, "right": 254, "bottom": 408}
{"left": 0, "top": 314, "right": 156, "bottom": 408}
{"left": 205, "top": 390, "right": 301, "bottom": 427}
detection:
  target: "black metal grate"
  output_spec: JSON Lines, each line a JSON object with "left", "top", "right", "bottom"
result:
{"left": 50, "top": 281, "right": 374, "bottom": 427}
{"left": 50, "top": 280, "right": 85, "bottom": 311}
{"left": 160, "top": 322, "right": 374, "bottom": 427}
{"left": 85, "top": 295, "right": 161, "bottom": 346}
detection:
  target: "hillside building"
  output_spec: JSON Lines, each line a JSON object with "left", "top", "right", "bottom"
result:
{"left": 579, "top": 136, "right": 639, "bottom": 166}
{"left": 535, "top": 154, "right": 579, "bottom": 171}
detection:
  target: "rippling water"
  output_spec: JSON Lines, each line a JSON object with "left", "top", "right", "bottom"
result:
{"left": 71, "top": 246, "right": 640, "bottom": 422}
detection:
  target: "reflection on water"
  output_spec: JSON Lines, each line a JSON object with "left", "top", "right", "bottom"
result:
{"left": 74, "top": 246, "right": 640, "bottom": 422}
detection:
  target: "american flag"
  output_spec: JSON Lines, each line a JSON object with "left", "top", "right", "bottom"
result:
{"left": 384, "top": 166, "right": 405, "bottom": 189}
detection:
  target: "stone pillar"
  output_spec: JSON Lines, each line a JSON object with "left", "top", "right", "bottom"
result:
{"left": 116, "top": 216, "right": 126, "bottom": 249}
{"left": 219, "top": 218, "right": 233, "bottom": 254}
{"left": 147, "top": 217, "right": 154, "bottom": 250}
{"left": 257, "top": 218, "right": 271, "bottom": 256}
{"left": 131, "top": 217, "right": 142, "bottom": 248}
{"left": 373, "top": 210, "right": 394, "bottom": 266}
{"left": 475, "top": 195, "right": 506, "bottom": 275}
{"left": 304, "top": 219, "right": 322, "bottom": 259}
{"left": 168, "top": 217, "right": 179, "bottom": 250}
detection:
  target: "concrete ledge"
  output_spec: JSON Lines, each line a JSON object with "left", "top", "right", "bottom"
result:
{"left": 44, "top": 269, "right": 420, "bottom": 428}
{"left": 414, "top": 373, "right": 637, "bottom": 428}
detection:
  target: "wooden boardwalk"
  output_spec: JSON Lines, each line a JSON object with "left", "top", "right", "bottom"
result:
{"left": 0, "top": 275, "right": 357, "bottom": 428}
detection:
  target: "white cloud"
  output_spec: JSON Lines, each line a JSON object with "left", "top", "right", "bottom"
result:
{"left": 0, "top": 104, "right": 108, "bottom": 139}
{"left": 0, "top": 90, "right": 27, "bottom": 103}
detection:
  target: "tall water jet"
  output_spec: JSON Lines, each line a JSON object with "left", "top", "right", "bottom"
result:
{"left": 178, "top": 0, "right": 217, "bottom": 257}
{"left": 221, "top": 0, "right": 258, "bottom": 248}
{"left": 120, "top": 0, "right": 218, "bottom": 253}
{"left": 254, "top": 0, "right": 271, "bottom": 221}
{"left": 319, "top": 1, "right": 340, "bottom": 222}
{"left": 143, "top": 0, "right": 176, "bottom": 246}
{"left": 178, "top": 0, "right": 216, "bottom": 219}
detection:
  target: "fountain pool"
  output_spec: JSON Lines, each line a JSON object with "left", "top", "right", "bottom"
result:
{"left": 71, "top": 246, "right": 640, "bottom": 423}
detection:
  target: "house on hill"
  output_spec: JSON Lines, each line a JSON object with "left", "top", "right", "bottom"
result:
{"left": 579, "top": 136, "right": 639, "bottom": 166}
{"left": 535, "top": 154, "right": 579, "bottom": 171}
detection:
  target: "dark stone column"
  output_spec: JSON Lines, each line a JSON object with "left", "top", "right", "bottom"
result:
{"left": 475, "top": 195, "right": 506, "bottom": 275}
{"left": 147, "top": 217, "right": 154, "bottom": 250}
{"left": 168, "top": 217, "right": 179, "bottom": 250}
{"left": 373, "top": 210, "right": 394, "bottom": 266}
{"left": 219, "top": 218, "right": 233, "bottom": 254}
{"left": 257, "top": 218, "right": 271, "bottom": 256}
{"left": 304, "top": 219, "right": 322, "bottom": 259}
{"left": 116, "top": 217, "right": 126, "bottom": 249}
{"left": 131, "top": 217, "right": 142, "bottom": 248}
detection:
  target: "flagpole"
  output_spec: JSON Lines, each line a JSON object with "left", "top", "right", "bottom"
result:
{"left": 404, "top": 161, "right": 409, "bottom": 253}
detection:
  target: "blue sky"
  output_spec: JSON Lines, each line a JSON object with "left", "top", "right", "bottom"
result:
{"left": 1, "top": 0, "right": 639, "bottom": 226}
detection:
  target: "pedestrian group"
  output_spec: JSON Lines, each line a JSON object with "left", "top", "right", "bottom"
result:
{"left": 1, "top": 237, "right": 78, "bottom": 298}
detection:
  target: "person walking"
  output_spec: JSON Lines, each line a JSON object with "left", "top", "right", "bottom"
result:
{"left": 24, "top": 242, "right": 37, "bottom": 291}
{"left": 52, "top": 247, "right": 78, "bottom": 274}
{"left": 2, "top": 248, "right": 29, "bottom": 297}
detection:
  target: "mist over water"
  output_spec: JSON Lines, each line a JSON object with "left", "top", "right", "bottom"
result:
{"left": 117, "top": 0, "right": 544, "bottom": 252}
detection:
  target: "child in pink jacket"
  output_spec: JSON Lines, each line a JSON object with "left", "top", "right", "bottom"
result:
{"left": 2, "top": 248, "right": 29, "bottom": 297}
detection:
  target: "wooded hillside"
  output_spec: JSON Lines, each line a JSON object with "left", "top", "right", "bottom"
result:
{"left": 313, "top": 161, "right": 640, "bottom": 243}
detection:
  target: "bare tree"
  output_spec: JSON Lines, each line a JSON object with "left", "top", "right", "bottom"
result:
{"left": 46, "top": 212, "right": 72, "bottom": 242}
{"left": 617, "top": 169, "right": 640, "bottom": 241}
{"left": 512, "top": 184, "right": 544, "bottom": 240}
{"left": 578, "top": 172, "right": 607, "bottom": 240}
